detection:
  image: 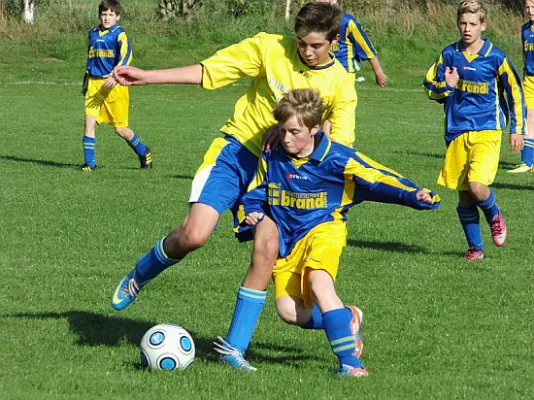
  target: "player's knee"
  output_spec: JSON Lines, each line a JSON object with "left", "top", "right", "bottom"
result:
{"left": 178, "top": 223, "right": 211, "bottom": 250}
{"left": 276, "top": 303, "right": 298, "bottom": 325}
{"left": 254, "top": 236, "right": 279, "bottom": 265}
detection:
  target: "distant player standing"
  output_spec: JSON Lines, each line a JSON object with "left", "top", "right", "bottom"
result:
{"left": 111, "top": 2, "right": 357, "bottom": 371}
{"left": 508, "top": 0, "right": 534, "bottom": 173}
{"left": 81, "top": 0, "right": 152, "bottom": 171}
{"left": 216, "top": 89, "right": 439, "bottom": 376}
{"left": 423, "top": 0, "right": 525, "bottom": 259}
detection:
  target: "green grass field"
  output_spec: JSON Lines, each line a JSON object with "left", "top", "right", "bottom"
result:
{"left": 1, "top": 24, "right": 534, "bottom": 399}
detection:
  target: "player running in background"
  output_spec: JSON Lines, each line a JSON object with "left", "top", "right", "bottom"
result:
{"left": 110, "top": 2, "right": 358, "bottom": 371}
{"left": 214, "top": 89, "right": 439, "bottom": 376}
{"left": 508, "top": 0, "right": 534, "bottom": 173}
{"left": 81, "top": 0, "right": 152, "bottom": 172}
{"left": 423, "top": 0, "right": 525, "bottom": 260}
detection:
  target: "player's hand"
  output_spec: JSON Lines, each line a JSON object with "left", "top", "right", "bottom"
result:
{"left": 415, "top": 189, "right": 433, "bottom": 204}
{"left": 509, "top": 134, "right": 524, "bottom": 153}
{"left": 375, "top": 71, "right": 388, "bottom": 87}
{"left": 245, "top": 212, "right": 264, "bottom": 226}
{"left": 113, "top": 65, "right": 147, "bottom": 86}
{"left": 103, "top": 76, "right": 117, "bottom": 89}
{"left": 262, "top": 124, "right": 281, "bottom": 152}
{"left": 445, "top": 67, "right": 459, "bottom": 88}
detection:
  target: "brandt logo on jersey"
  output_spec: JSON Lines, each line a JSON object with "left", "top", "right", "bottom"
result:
{"left": 462, "top": 66, "right": 477, "bottom": 71}
{"left": 267, "top": 183, "right": 327, "bottom": 209}
{"left": 286, "top": 173, "right": 308, "bottom": 180}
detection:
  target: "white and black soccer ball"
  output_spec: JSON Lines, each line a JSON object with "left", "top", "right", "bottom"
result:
{"left": 140, "top": 323, "right": 195, "bottom": 371}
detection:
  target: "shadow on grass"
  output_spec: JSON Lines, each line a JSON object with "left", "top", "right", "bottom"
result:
{"left": 347, "top": 239, "right": 428, "bottom": 254}
{"left": 492, "top": 181, "right": 534, "bottom": 191}
{"left": 171, "top": 174, "right": 193, "bottom": 180}
{"left": 4, "top": 310, "right": 320, "bottom": 367}
{"left": 0, "top": 154, "right": 78, "bottom": 168}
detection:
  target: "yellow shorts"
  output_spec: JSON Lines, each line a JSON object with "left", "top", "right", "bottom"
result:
{"left": 437, "top": 130, "right": 501, "bottom": 190}
{"left": 273, "top": 220, "right": 347, "bottom": 308}
{"left": 85, "top": 77, "right": 129, "bottom": 128}
{"left": 523, "top": 76, "right": 534, "bottom": 110}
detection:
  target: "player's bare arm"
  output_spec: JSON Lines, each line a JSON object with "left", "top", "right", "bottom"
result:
{"left": 262, "top": 124, "right": 282, "bottom": 152}
{"left": 114, "top": 64, "right": 203, "bottom": 86}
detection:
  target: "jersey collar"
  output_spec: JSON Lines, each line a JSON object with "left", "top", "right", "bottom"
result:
{"left": 456, "top": 37, "right": 492, "bottom": 56}
{"left": 297, "top": 52, "right": 336, "bottom": 70}
{"left": 308, "top": 131, "right": 331, "bottom": 162}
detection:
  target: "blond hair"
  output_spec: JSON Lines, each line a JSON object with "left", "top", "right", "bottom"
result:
{"left": 457, "top": 0, "right": 487, "bottom": 23}
{"left": 273, "top": 89, "right": 324, "bottom": 129}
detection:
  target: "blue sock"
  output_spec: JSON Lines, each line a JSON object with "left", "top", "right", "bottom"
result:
{"left": 323, "top": 307, "right": 362, "bottom": 369}
{"left": 521, "top": 138, "right": 534, "bottom": 167}
{"left": 301, "top": 305, "right": 324, "bottom": 329}
{"left": 225, "top": 287, "right": 267, "bottom": 353}
{"left": 477, "top": 190, "right": 500, "bottom": 225}
{"left": 457, "top": 205, "right": 483, "bottom": 251}
{"left": 127, "top": 132, "right": 148, "bottom": 156}
{"left": 134, "top": 238, "right": 181, "bottom": 283}
{"left": 82, "top": 136, "right": 96, "bottom": 167}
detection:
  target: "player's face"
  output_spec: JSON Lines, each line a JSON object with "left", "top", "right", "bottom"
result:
{"left": 280, "top": 115, "right": 319, "bottom": 158}
{"left": 100, "top": 9, "right": 120, "bottom": 29}
{"left": 297, "top": 32, "right": 335, "bottom": 66}
{"left": 526, "top": 1, "right": 534, "bottom": 22}
{"left": 457, "top": 12, "right": 486, "bottom": 48}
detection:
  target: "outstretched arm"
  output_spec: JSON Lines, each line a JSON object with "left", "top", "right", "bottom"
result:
{"left": 114, "top": 64, "right": 203, "bottom": 86}
{"left": 368, "top": 56, "right": 388, "bottom": 87}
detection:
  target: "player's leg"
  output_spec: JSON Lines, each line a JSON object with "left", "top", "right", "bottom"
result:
{"left": 82, "top": 115, "right": 98, "bottom": 171}
{"left": 457, "top": 190, "right": 484, "bottom": 259}
{"left": 508, "top": 78, "right": 534, "bottom": 173}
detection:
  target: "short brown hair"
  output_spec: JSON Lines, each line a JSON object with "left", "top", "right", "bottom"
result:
{"left": 99, "top": 0, "right": 122, "bottom": 16}
{"left": 457, "top": 0, "right": 487, "bottom": 24}
{"left": 274, "top": 89, "right": 324, "bottom": 129}
{"left": 294, "top": 2, "right": 342, "bottom": 42}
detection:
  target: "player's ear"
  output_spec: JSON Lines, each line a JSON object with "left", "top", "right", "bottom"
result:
{"left": 330, "top": 33, "right": 340, "bottom": 47}
{"left": 117, "top": 15, "right": 121, "bottom": 21}
{"left": 311, "top": 125, "right": 320, "bottom": 136}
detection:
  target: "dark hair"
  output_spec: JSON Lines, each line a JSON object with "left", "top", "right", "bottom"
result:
{"left": 274, "top": 89, "right": 324, "bottom": 129}
{"left": 294, "top": 2, "right": 342, "bottom": 42}
{"left": 99, "top": 0, "right": 122, "bottom": 16}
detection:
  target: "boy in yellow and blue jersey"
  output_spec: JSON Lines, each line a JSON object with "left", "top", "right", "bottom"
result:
{"left": 111, "top": 3, "right": 357, "bottom": 371}
{"left": 214, "top": 89, "right": 439, "bottom": 377}
{"left": 508, "top": 0, "right": 534, "bottom": 173}
{"left": 82, "top": 0, "right": 152, "bottom": 172}
{"left": 423, "top": 0, "right": 525, "bottom": 260}
{"left": 317, "top": 0, "right": 388, "bottom": 86}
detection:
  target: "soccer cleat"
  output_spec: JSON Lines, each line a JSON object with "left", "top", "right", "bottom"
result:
{"left": 213, "top": 336, "right": 257, "bottom": 372}
{"left": 336, "top": 364, "right": 368, "bottom": 378}
{"left": 463, "top": 247, "right": 484, "bottom": 260}
{"left": 489, "top": 213, "right": 508, "bottom": 247}
{"left": 111, "top": 269, "right": 145, "bottom": 311}
{"left": 346, "top": 305, "right": 363, "bottom": 358}
{"left": 506, "top": 163, "right": 534, "bottom": 174}
{"left": 139, "top": 148, "right": 153, "bottom": 169}
{"left": 80, "top": 163, "right": 97, "bottom": 172}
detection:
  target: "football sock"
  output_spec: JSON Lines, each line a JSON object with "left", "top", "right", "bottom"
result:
{"left": 477, "top": 190, "right": 500, "bottom": 224}
{"left": 127, "top": 132, "right": 148, "bottom": 156}
{"left": 521, "top": 138, "right": 534, "bottom": 167}
{"left": 301, "top": 305, "right": 324, "bottom": 329}
{"left": 134, "top": 238, "right": 181, "bottom": 283}
{"left": 323, "top": 307, "right": 362, "bottom": 369}
{"left": 225, "top": 287, "right": 267, "bottom": 353}
{"left": 82, "top": 136, "right": 96, "bottom": 167}
{"left": 457, "top": 205, "right": 483, "bottom": 251}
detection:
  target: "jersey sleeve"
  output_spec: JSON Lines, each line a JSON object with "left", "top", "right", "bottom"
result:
{"left": 423, "top": 52, "right": 455, "bottom": 103}
{"left": 326, "top": 72, "right": 357, "bottom": 147}
{"left": 201, "top": 33, "right": 265, "bottom": 90}
{"left": 347, "top": 17, "right": 377, "bottom": 62}
{"left": 116, "top": 31, "right": 133, "bottom": 67}
{"left": 498, "top": 56, "right": 526, "bottom": 135}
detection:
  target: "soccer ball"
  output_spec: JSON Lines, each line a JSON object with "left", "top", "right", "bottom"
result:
{"left": 140, "top": 323, "right": 195, "bottom": 371}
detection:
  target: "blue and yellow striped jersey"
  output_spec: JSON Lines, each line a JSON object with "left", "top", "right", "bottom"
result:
{"left": 200, "top": 33, "right": 357, "bottom": 157}
{"left": 522, "top": 21, "right": 534, "bottom": 76}
{"left": 237, "top": 132, "right": 439, "bottom": 257}
{"left": 423, "top": 38, "right": 525, "bottom": 143}
{"left": 330, "top": 13, "right": 377, "bottom": 73}
{"left": 86, "top": 24, "right": 132, "bottom": 78}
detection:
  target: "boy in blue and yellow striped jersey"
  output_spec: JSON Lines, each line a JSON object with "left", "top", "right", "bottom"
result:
{"left": 81, "top": 0, "right": 152, "bottom": 172}
{"left": 215, "top": 89, "right": 439, "bottom": 377}
{"left": 316, "top": 0, "right": 388, "bottom": 87}
{"left": 111, "top": 3, "right": 358, "bottom": 371}
{"left": 423, "top": 0, "right": 525, "bottom": 260}
{"left": 508, "top": 0, "right": 534, "bottom": 173}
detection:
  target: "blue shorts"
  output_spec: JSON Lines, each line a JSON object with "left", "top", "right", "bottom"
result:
{"left": 189, "top": 136, "right": 258, "bottom": 216}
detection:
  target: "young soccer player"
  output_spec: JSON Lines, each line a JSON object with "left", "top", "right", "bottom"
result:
{"left": 110, "top": 3, "right": 358, "bottom": 370}
{"left": 82, "top": 0, "right": 152, "bottom": 172}
{"left": 214, "top": 89, "right": 439, "bottom": 377}
{"left": 508, "top": 0, "right": 534, "bottom": 173}
{"left": 316, "top": 0, "right": 388, "bottom": 87}
{"left": 423, "top": 0, "right": 525, "bottom": 260}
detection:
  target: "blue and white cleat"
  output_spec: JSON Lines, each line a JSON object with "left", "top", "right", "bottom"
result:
{"left": 111, "top": 269, "right": 144, "bottom": 311}
{"left": 336, "top": 364, "right": 368, "bottom": 378}
{"left": 213, "top": 336, "right": 257, "bottom": 372}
